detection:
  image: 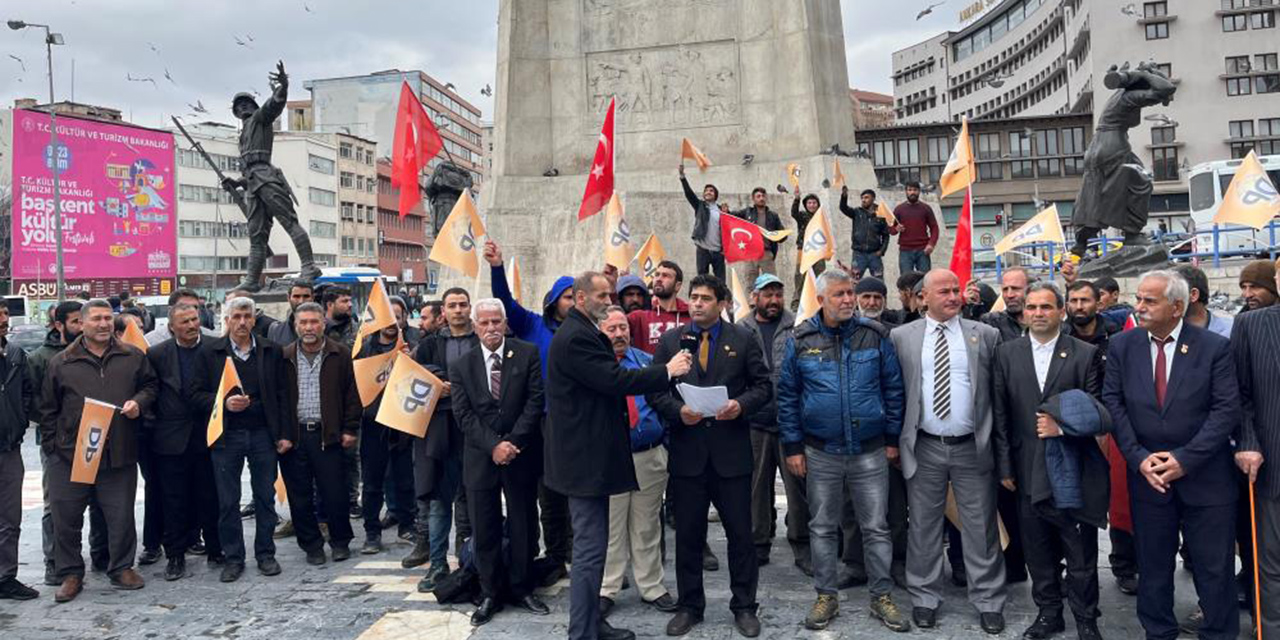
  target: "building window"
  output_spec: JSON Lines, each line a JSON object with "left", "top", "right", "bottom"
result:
{"left": 1258, "top": 54, "right": 1279, "bottom": 71}
{"left": 1260, "top": 118, "right": 1280, "bottom": 136}
{"left": 1034, "top": 129, "right": 1059, "bottom": 156}
{"left": 1008, "top": 131, "right": 1032, "bottom": 158}
{"left": 896, "top": 138, "right": 920, "bottom": 165}
{"left": 1064, "top": 157, "right": 1085, "bottom": 176}
{"left": 1036, "top": 158, "right": 1061, "bottom": 177}
{"left": 1252, "top": 11, "right": 1275, "bottom": 29}
{"left": 1228, "top": 77, "right": 1253, "bottom": 96}
{"left": 1061, "top": 127, "right": 1086, "bottom": 155}
{"left": 341, "top": 202, "right": 354, "bottom": 221}
{"left": 308, "top": 187, "right": 336, "bottom": 207}
{"left": 1151, "top": 126, "right": 1177, "bottom": 144}
{"left": 1154, "top": 63, "right": 1173, "bottom": 78}
{"left": 1143, "top": 1, "right": 1167, "bottom": 18}
{"left": 340, "top": 171, "right": 355, "bottom": 189}
{"left": 1258, "top": 74, "right": 1280, "bottom": 93}
{"left": 308, "top": 220, "right": 336, "bottom": 239}
{"left": 1145, "top": 21, "right": 1169, "bottom": 40}
{"left": 339, "top": 142, "right": 353, "bottom": 159}
{"left": 1223, "top": 14, "right": 1248, "bottom": 31}
{"left": 1152, "top": 148, "right": 1179, "bottom": 182}
{"left": 1229, "top": 120, "right": 1255, "bottom": 138}
{"left": 872, "top": 141, "right": 894, "bottom": 166}
{"left": 978, "top": 163, "right": 1002, "bottom": 181}
{"left": 1010, "top": 160, "right": 1035, "bottom": 179}
{"left": 1227, "top": 56, "right": 1251, "bottom": 74}
{"left": 926, "top": 136, "right": 950, "bottom": 164}
{"left": 1221, "top": 0, "right": 1248, "bottom": 8}
{"left": 976, "top": 133, "right": 1001, "bottom": 161}
{"left": 308, "top": 154, "right": 334, "bottom": 175}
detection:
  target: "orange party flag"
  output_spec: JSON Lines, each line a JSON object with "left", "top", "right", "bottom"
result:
{"left": 206, "top": 356, "right": 243, "bottom": 447}
{"left": 508, "top": 257, "right": 524, "bottom": 305}
{"left": 121, "top": 320, "right": 148, "bottom": 353}
{"left": 70, "top": 398, "right": 118, "bottom": 484}
{"left": 603, "top": 192, "right": 634, "bottom": 269}
{"left": 799, "top": 208, "right": 835, "bottom": 274}
{"left": 786, "top": 163, "right": 801, "bottom": 190}
{"left": 876, "top": 200, "right": 898, "bottom": 225}
{"left": 636, "top": 234, "right": 667, "bottom": 286}
{"left": 795, "top": 270, "right": 821, "bottom": 323}
{"left": 353, "top": 336, "right": 404, "bottom": 408}
{"left": 681, "top": 138, "right": 712, "bottom": 171}
{"left": 429, "top": 190, "right": 486, "bottom": 278}
{"left": 1213, "top": 150, "right": 1280, "bottom": 229}
{"left": 832, "top": 159, "right": 847, "bottom": 190}
{"left": 939, "top": 117, "right": 975, "bottom": 198}
{"left": 376, "top": 354, "right": 447, "bottom": 438}
{"left": 353, "top": 278, "right": 397, "bottom": 358}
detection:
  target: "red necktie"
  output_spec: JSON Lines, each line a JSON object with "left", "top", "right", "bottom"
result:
{"left": 1153, "top": 335, "right": 1173, "bottom": 407}
{"left": 627, "top": 396, "right": 640, "bottom": 429}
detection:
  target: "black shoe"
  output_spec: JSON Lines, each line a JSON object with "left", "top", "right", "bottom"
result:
{"left": 418, "top": 566, "right": 449, "bottom": 593}
{"left": 471, "top": 597, "right": 502, "bottom": 626}
{"left": 379, "top": 513, "right": 400, "bottom": 530}
{"left": 837, "top": 566, "right": 869, "bottom": 589}
{"left": 187, "top": 542, "right": 207, "bottom": 556}
{"left": 361, "top": 537, "right": 383, "bottom": 555}
{"left": 397, "top": 525, "right": 415, "bottom": 542}
{"left": 1115, "top": 575, "right": 1137, "bottom": 595}
{"left": 240, "top": 503, "right": 254, "bottom": 518}
{"left": 305, "top": 549, "right": 327, "bottom": 565}
{"left": 163, "top": 556, "right": 186, "bottom": 582}
{"left": 541, "top": 562, "right": 568, "bottom": 587}
{"left": 734, "top": 610, "right": 761, "bottom": 638}
{"left": 1076, "top": 618, "right": 1102, "bottom": 640}
{"left": 645, "top": 593, "right": 680, "bottom": 613}
{"left": 220, "top": 563, "right": 245, "bottom": 583}
{"left": 666, "top": 611, "right": 702, "bottom": 636}
{"left": 981, "top": 612, "right": 1006, "bottom": 635}
{"left": 703, "top": 545, "right": 719, "bottom": 571}
{"left": 43, "top": 562, "right": 58, "bottom": 586}
{"left": 951, "top": 564, "right": 968, "bottom": 587}
{"left": 402, "top": 538, "right": 430, "bottom": 568}
{"left": 755, "top": 549, "right": 770, "bottom": 566}
{"left": 913, "top": 607, "right": 937, "bottom": 629}
{"left": 794, "top": 555, "right": 814, "bottom": 577}
{"left": 599, "top": 596, "right": 615, "bottom": 618}
{"left": 0, "top": 577, "right": 38, "bottom": 600}
{"left": 1023, "top": 612, "right": 1065, "bottom": 639}
{"left": 207, "top": 553, "right": 227, "bottom": 567}
{"left": 331, "top": 545, "right": 351, "bottom": 562}
{"left": 513, "top": 594, "right": 550, "bottom": 615}
{"left": 257, "top": 556, "right": 282, "bottom": 576}
{"left": 348, "top": 503, "right": 362, "bottom": 519}
{"left": 599, "top": 619, "right": 636, "bottom": 640}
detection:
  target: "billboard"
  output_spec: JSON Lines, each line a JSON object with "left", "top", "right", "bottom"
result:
{"left": 10, "top": 109, "right": 177, "bottom": 283}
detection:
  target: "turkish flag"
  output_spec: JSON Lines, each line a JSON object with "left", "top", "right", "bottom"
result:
{"left": 578, "top": 97, "right": 616, "bottom": 221}
{"left": 949, "top": 187, "right": 973, "bottom": 290}
{"left": 721, "top": 214, "right": 765, "bottom": 263}
{"left": 391, "top": 82, "right": 443, "bottom": 218}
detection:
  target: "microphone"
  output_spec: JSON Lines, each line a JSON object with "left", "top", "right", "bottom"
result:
{"left": 679, "top": 334, "right": 698, "bottom": 355}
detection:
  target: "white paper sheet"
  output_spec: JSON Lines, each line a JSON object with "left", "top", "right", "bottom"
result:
{"left": 676, "top": 383, "right": 730, "bottom": 417}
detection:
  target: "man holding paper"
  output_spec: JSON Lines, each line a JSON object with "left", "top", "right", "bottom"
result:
{"left": 647, "top": 274, "right": 772, "bottom": 638}
{"left": 39, "top": 299, "right": 158, "bottom": 602}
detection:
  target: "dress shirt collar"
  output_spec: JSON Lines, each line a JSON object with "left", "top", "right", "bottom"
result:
{"left": 1150, "top": 319, "right": 1183, "bottom": 345}
{"left": 924, "top": 313, "right": 962, "bottom": 336}
{"left": 1030, "top": 332, "right": 1058, "bottom": 350}
{"left": 687, "top": 319, "right": 722, "bottom": 341}
{"left": 481, "top": 339, "right": 506, "bottom": 364}
{"left": 230, "top": 335, "right": 256, "bottom": 360}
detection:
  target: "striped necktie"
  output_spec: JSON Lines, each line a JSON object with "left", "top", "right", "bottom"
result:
{"left": 933, "top": 324, "right": 951, "bottom": 420}
{"left": 489, "top": 352, "right": 502, "bottom": 399}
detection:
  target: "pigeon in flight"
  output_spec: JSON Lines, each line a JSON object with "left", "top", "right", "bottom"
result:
{"left": 917, "top": 1, "right": 946, "bottom": 20}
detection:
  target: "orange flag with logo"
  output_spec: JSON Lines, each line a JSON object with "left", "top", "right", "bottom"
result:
{"left": 796, "top": 270, "right": 821, "bottom": 324}
{"left": 70, "top": 398, "right": 118, "bottom": 484}
{"left": 939, "top": 117, "right": 975, "bottom": 198}
{"left": 799, "top": 208, "right": 835, "bottom": 274}
{"left": 603, "top": 192, "right": 634, "bottom": 269}
{"left": 376, "top": 354, "right": 447, "bottom": 438}
{"left": 681, "top": 138, "right": 712, "bottom": 171}
{"left": 832, "top": 160, "right": 847, "bottom": 190}
{"left": 508, "top": 257, "right": 524, "bottom": 305}
{"left": 1213, "top": 150, "right": 1280, "bottom": 229}
{"left": 353, "top": 278, "right": 396, "bottom": 357}
{"left": 354, "top": 335, "right": 405, "bottom": 407}
{"left": 121, "top": 321, "right": 148, "bottom": 353}
{"left": 207, "top": 356, "right": 243, "bottom": 447}
{"left": 876, "top": 200, "right": 898, "bottom": 225}
{"left": 636, "top": 234, "right": 667, "bottom": 286}
{"left": 729, "top": 268, "right": 751, "bottom": 323}
{"left": 429, "top": 190, "right": 486, "bottom": 278}
{"left": 787, "top": 163, "right": 801, "bottom": 190}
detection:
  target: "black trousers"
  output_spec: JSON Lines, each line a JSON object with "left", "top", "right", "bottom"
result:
{"left": 1109, "top": 527, "right": 1138, "bottom": 579}
{"left": 998, "top": 483, "right": 1027, "bottom": 580}
{"left": 1235, "top": 473, "right": 1255, "bottom": 608}
{"left": 139, "top": 436, "right": 164, "bottom": 553}
{"left": 360, "top": 423, "right": 414, "bottom": 537}
{"left": 538, "top": 479, "right": 572, "bottom": 564}
{"left": 468, "top": 470, "right": 539, "bottom": 600}
{"left": 695, "top": 247, "right": 726, "bottom": 281}
{"left": 671, "top": 469, "right": 758, "bottom": 615}
{"left": 154, "top": 433, "right": 223, "bottom": 559}
{"left": 280, "top": 429, "right": 354, "bottom": 552}
{"left": 1019, "top": 498, "right": 1100, "bottom": 621}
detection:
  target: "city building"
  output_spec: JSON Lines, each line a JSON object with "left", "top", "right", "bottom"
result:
{"left": 170, "top": 122, "right": 341, "bottom": 296}
{"left": 375, "top": 158, "right": 434, "bottom": 296}
{"left": 333, "top": 133, "right": 378, "bottom": 268}
{"left": 299, "top": 69, "right": 485, "bottom": 191}
{"left": 850, "top": 89, "right": 896, "bottom": 129}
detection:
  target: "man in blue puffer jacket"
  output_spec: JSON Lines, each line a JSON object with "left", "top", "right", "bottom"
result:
{"left": 777, "top": 269, "right": 909, "bottom": 632}
{"left": 483, "top": 239, "right": 576, "bottom": 580}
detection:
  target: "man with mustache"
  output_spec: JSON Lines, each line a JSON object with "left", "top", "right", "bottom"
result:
{"left": 892, "top": 182, "right": 939, "bottom": 275}
{"left": 1238, "top": 260, "right": 1278, "bottom": 312}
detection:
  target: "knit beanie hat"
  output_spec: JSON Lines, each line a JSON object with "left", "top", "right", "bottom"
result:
{"left": 1240, "top": 260, "right": 1278, "bottom": 297}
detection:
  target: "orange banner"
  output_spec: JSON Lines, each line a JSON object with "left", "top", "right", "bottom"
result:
{"left": 428, "top": 190, "right": 487, "bottom": 278}
{"left": 120, "top": 321, "right": 148, "bottom": 353}
{"left": 939, "top": 117, "right": 975, "bottom": 198}
{"left": 832, "top": 159, "right": 846, "bottom": 190}
{"left": 876, "top": 200, "right": 898, "bottom": 225}
{"left": 353, "top": 338, "right": 403, "bottom": 408}
{"left": 603, "top": 192, "right": 634, "bottom": 269}
{"left": 70, "top": 399, "right": 118, "bottom": 484}
{"left": 207, "top": 356, "right": 243, "bottom": 447}
{"left": 636, "top": 234, "right": 667, "bottom": 286}
{"left": 680, "top": 138, "right": 712, "bottom": 171}
{"left": 375, "top": 354, "right": 446, "bottom": 439}
{"left": 353, "top": 278, "right": 397, "bottom": 357}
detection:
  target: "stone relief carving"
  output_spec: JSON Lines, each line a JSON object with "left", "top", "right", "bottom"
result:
{"left": 586, "top": 42, "right": 741, "bottom": 132}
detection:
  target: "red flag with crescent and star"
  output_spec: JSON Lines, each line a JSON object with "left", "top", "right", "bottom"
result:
{"left": 721, "top": 214, "right": 766, "bottom": 263}
{"left": 391, "top": 81, "right": 443, "bottom": 219}
{"left": 578, "top": 97, "right": 616, "bottom": 221}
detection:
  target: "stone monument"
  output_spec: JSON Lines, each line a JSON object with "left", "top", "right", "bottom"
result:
{"left": 461, "top": 0, "right": 897, "bottom": 298}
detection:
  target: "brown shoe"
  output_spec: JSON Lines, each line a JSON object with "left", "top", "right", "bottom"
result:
{"left": 110, "top": 568, "right": 145, "bottom": 590}
{"left": 54, "top": 575, "right": 83, "bottom": 603}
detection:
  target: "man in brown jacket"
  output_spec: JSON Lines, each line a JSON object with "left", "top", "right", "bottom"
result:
{"left": 39, "top": 299, "right": 158, "bottom": 602}
{"left": 280, "top": 302, "right": 362, "bottom": 564}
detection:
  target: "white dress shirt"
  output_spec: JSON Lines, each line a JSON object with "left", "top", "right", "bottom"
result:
{"left": 921, "top": 315, "right": 974, "bottom": 436}
{"left": 1149, "top": 320, "right": 1183, "bottom": 381}
{"left": 481, "top": 339, "right": 506, "bottom": 381}
{"left": 1030, "top": 334, "right": 1058, "bottom": 393}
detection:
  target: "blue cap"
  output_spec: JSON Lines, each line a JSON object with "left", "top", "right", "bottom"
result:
{"left": 753, "top": 273, "right": 784, "bottom": 292}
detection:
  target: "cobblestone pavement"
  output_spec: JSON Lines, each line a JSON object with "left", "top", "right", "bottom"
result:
{"left": 1, "top": 440, "right": 1247, "bottom": 640}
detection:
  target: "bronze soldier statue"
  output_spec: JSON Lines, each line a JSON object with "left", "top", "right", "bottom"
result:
{"left": 221, "top": 61, "right": 322, "bottom": 291}
{"left": 1070, "top": 61, "right": 1177, "bottom": 260}
{"left": 425, "top": 161, "right": 473, "bottom": 236}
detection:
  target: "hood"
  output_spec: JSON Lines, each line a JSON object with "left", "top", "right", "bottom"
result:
{"left": 42, "top": 329, "right": 66, "bottom": 350}
{"left": 542, "top": 276, "right": 575, "bottom": 328}
{"left": 616, "top": 274, "right": 646, "bottom": 296}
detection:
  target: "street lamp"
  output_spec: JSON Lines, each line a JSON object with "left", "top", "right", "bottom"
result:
{"left": 9, "top": 19, "right": 67, "bottom": 302}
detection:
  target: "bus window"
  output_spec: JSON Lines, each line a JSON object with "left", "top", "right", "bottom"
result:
{"left": 1189, "top": 172, "right": 1217, "bottom": 212}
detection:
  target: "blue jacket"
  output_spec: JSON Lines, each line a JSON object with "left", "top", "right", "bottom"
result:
{"left": 619, "top": 347, "right": 665, "bottom": 450}
{"left": 491, "top": 263, "right": 573, "bottom": 382}
{"left": 777, "top": 313, "right": 905, "bottom": 456}
{"left": 1039, "top": 389, "right": 1112, "bottom": 513}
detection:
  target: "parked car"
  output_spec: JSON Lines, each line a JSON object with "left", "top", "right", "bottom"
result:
{"left": 8, "top": 323, "right": 46, "bottom": 354}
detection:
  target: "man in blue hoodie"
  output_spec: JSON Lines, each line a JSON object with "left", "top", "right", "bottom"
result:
{"left": 484, "top": 239, "right": 576, "bottom": 579}
{"left": 777, "top": 269, "right": 909, "bottom": 632}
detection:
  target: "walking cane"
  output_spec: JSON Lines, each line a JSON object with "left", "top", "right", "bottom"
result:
{"left": 1250, "top": 480, "right": 1262, "bottom": 640}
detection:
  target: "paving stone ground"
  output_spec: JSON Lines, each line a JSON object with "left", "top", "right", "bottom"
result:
{"left": 1, "top": 440, "right": 1249, "bottom": 640}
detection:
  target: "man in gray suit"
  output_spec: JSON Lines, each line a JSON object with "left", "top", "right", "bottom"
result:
{"left": 889, "top": 269, "right": 1007, "bottom": 634}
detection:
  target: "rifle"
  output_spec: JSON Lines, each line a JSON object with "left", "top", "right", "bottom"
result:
{"left": 171, "top": 116, "right": 248, "bottom": 215}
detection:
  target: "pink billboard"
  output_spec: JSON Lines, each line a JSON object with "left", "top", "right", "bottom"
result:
{"left": 10, "top": 109, "right": 176, "bottom": 282}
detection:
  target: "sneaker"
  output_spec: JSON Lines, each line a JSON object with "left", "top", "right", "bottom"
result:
{"left": 273, "top": 520, "right": 295, "bottom": 539}
{"left": 402, "top": 537, "right": 431, "bottom": 568}
{"left": 871, "top": 594, "right": 911, "bottom": 632}
{"left": 417, "top": 566, "right": 449, "bottom": 593}
{"left": 187, "top": 542, "right": 207, "bottom": 556}
{"left": 348, "top": 503, "right": 362, "bottom": 519}
{"left": 0, "top": 577, "right": 39, "bottom": 600}
{"left": 397, "top": 525, "right": 416, "bottom": 542}
{"left": 331, "top": 545, "right": 351, "bottom": 562}
{"left": 379, "top": 513, "right": 400, "bottom": 530}
{"left": 805, "top": 593, "right": 840, "bottom": 630}
{"left": 361, "top": 537, "right": 383, "bottom": 555}
{"left": 240, "top": 504, "right": 254, "bottom": 518}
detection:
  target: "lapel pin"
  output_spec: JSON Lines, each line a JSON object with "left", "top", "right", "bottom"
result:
{"left": 506, "top": 350, "right": 514, "bottom": 358}
{"left": 724, "top": 345, "right": 731, "bottom": 351}
{"left": 1059, "top": 352, "right": 1067, "bottom": 358}
{"left": 1179, "top": 344, "right": 1188, "bottom": 354}
{"left": 969, "top": 335, "right": 978, "bottom": 344}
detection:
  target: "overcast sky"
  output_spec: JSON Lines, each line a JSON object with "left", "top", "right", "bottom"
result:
{"left": 1, "top": 0, "right": 960, "bottom": 129}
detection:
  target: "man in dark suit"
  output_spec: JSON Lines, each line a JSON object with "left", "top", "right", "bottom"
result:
{"left": 648, "top": 274, "right": 773, "bottom": 638}
{"left": 1103, "top": 270, "right": 1240, "bottom": 640}
{"left": 546, "top": 272, "right": 691, "bottom": 640}
{"left": 144, "top": 303, "right": 223, "bottom": 581}
{"left": 993, "top": 283, "right": 1106, "bottom": 640}
{"left": 449, "top": 299, "right": 549, "bottom": 625}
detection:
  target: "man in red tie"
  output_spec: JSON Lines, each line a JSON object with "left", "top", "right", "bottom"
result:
{"left": 1102, "top": 270, "right": 1241, "bottom": 640}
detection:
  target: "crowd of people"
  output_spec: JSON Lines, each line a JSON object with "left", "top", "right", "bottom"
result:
{"left": 0, "top": 174, "right": 1277, "bottom": 640}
